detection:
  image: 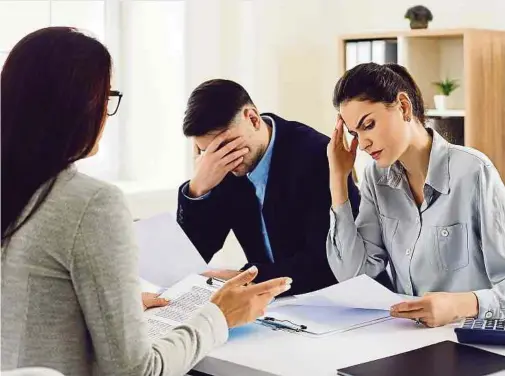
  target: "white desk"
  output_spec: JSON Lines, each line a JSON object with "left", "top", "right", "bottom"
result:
{"left": 194, "top": 318, "right": 505, "bottom": 376}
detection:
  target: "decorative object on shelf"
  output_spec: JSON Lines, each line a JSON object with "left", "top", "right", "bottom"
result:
{"left": 432, "top": 78, "right": 459, "bottom": 110}
{"left": 426, "top": 109, "right": 465, "bottom": 118}
{"left": 404, "top": 5, "right": 433, "bottom": 29}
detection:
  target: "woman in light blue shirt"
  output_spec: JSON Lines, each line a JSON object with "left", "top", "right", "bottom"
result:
{"left": 326, "top": 62, "right": 505, "bottom": 327}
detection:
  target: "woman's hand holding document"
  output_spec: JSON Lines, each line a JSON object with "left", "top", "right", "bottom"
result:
{"left": 258, "top": 275, "right": 421, "bottom": 336}
{"left": 144, "top": 267, "right": 292, "bottom": 338}
{"left": 390, "top": 291, "right": 479, "bottom": 328}
{"left": 142, "top": 292, "right": 170, "bottom": 311}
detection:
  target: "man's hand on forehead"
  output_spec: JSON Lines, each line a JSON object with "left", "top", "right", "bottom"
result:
{"left": 188, "top": 129, "right": 250, "bottom": 197}
{"left": 216, "top": 127, "right": 242, "bottom": 145}
{"left": 203, "top": 129, "right": 241, "bottom": 153}
{"left": 194, "top": 129, "right": 238, "bottom": 154}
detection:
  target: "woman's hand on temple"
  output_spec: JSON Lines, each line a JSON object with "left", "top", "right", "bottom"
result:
{"left": 327, "top": 116, "right": 358, "bottom": 207}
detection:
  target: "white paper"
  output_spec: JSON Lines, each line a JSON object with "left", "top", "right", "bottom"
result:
{"left": 145, "top": 274, "right": 215, "bottom": 339}
{"left": 286, "top": 275, "right": 406, "bottom": 311}
{"left": 134, "top": 212, "right": 208, "bottom": 287}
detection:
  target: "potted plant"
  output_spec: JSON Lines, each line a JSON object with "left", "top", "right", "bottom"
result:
{"left": 404, "top": 6, "right": 433, "bottom": 29}
{"left": 432, "top": 78, "right": 459, "bottom": 110}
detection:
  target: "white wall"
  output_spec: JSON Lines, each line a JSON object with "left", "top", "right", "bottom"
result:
{"left": 247, "top": 0, "right": 340, "bottom": 133}
{"left": 336, "top": 0, "right": 505, "bottom": 34}
{"left": 120, "top": 0, "right": 187, "bottom": 187}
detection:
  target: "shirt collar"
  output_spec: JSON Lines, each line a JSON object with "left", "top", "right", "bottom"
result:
{"left": 247, "top": 115, "right": 276, "bottom": 185}
{"left": 379, "top": 128, "right": 450, "bottom": 194}
{"left": 425, "top": 128, "right": 450, "bottom": 194}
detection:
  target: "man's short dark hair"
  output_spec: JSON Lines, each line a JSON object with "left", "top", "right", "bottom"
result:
{"left": 183, "top": 79, "right": 254, "bottom": 137}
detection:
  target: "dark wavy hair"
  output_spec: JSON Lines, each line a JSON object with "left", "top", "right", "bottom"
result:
{"left": 333, "top": 62, "right": 426, "bottom": 126}
{"left": 1, "top": 27, "right": 112, "bottom": 244}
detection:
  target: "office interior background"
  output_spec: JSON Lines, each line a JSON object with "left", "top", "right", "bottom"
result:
{"left": 1, "top": 0, "right": 504, "bottom": 267}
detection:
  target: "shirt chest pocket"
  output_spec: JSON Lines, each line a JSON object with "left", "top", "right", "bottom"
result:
{"left": 379, "top": 214, "right": 399, "bottom": 251}
{"left": 435, "top": 223, "right": 469, "bottom": 272}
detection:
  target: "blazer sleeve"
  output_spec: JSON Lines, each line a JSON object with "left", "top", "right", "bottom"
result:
{"left": 176, "top": 180, "right": 232, "bottom": 263}
{"left": 242, "top": 149, "right": 361, "bottom": 295}
{"left": 71, "top": 185, "right": 229, "bottom": 376}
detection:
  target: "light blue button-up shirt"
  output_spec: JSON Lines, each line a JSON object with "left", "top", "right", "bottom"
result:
{"left": 183, "top": 116, "right": 277, "bottom": 263}
{"left": 246, "top": 115, "right": 276, "bottom": 262}
{"left": 327, "top": 128, "right": 505, "bottom": 319}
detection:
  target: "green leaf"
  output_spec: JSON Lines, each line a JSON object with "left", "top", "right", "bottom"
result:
{"left": 432, "top": 78, "right": 460, "bottom": 96}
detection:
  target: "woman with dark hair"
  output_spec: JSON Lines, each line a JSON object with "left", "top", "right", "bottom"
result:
{"left": 1, "top": 27, "right": 291, "bottom": 376}
{"left": 326, "top": 62, "right": 505, "bottom": 327}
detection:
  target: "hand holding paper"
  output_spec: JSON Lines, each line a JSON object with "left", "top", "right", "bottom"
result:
{"left": 390, "top": 291, "right": 478, "bottom": 327}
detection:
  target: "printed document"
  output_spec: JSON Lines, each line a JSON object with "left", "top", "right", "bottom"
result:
{"left": 145, "top": 274, "right": 216, "bottom": 339}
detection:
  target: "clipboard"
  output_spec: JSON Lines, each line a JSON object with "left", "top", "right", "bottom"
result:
{"left": 206, "top": 277, "right": 392, "bottom": 337}
{"left": 255, "top": 306, "right": 393, "bottom": 338}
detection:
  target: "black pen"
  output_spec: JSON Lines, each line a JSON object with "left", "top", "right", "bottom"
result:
{"left": 260, "top": 317, "right": 308, "bottom": 332}
{"left": 205, "top": 274, "right": 257, "bottom": 287}
{"left": 206, "top": 277, "right": 226, "bottom": 286}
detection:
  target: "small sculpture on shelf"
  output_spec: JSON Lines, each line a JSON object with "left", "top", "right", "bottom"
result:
{"left": 404, "top": 5, "right": 433, "bottom": 29}
{"left": 432, "top": 78, "right": 459, "bottom": 110}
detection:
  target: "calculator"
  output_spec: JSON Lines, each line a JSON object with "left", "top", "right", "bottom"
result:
{"left": 455, "top": 318, "right": 505, "bottom": 346}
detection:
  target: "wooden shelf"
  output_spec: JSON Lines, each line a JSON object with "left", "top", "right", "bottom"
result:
{"left": 339, "top": 28, "right": 489, "bottom": 42}
{"left": 426, "top": 109, "right": 465, "bottom": 117}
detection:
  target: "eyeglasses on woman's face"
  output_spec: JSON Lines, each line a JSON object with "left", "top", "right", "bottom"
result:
{"left": 107, "top": 90, "right": 123, "bottom": 116}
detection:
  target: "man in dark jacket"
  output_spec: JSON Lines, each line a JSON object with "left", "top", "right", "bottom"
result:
{"left": 176, "top": 79, "right": 361, "bottom": 295}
